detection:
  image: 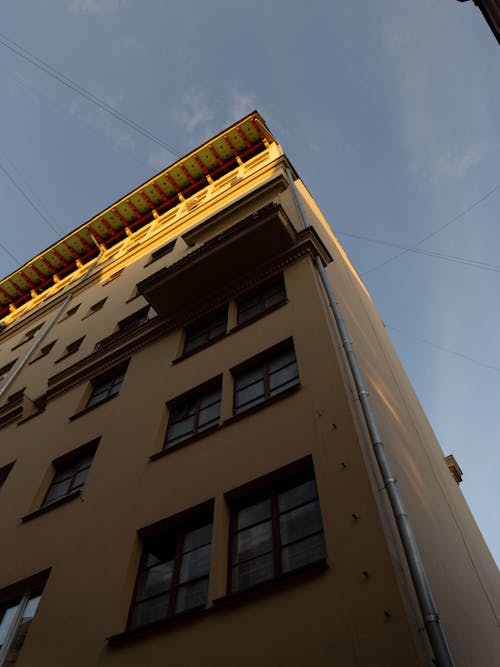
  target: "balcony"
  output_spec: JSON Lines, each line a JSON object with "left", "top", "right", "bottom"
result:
{"left": 136, "top": 203, "right": 315, "bottom": 319}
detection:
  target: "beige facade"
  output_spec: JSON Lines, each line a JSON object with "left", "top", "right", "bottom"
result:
{"left": 0, "top": 113, "right": 498, "bottom": 666}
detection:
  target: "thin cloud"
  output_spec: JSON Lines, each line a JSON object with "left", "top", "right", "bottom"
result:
{"left": 67, "top": 0, "right": 128, "bottom": 16}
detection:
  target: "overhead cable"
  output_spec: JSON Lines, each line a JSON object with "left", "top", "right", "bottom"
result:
{"left": 360, "top": 182, "right": 500, "bottom": 276}
{"left": 0, "top": 31, "right": 182, "bottom": 158}
{"left": 336, "top": 230, "right": 500, "bottom": 274}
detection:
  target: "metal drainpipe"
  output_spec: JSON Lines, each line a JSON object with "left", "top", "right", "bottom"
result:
{"left": 285, "top": 168, "right": 455, "bottom": 666}
{"left": 0, "top": 240, "right": 104, "bottom": 402}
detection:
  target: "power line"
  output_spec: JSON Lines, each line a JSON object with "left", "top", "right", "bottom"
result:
{"left": 0, "top": 31, "right": 182, "bottom": 158}
{"left": 0, "top": 159, "right": 62, "bottom": 237}
{"left": 360, "top": 182, "right": 500, "bottom": 276}
{"left": 387, "top": 324, "right": 500, "bottom": 374}
{"left": 336, "top": 230, "right": 500, "bottom": 274}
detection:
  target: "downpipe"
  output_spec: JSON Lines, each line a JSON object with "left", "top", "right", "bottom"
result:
{"left": 0, "top": 239, "right": 104, "bottom": 403}
{"left": 285, "top": 167, "right": 454, "bottom": 665}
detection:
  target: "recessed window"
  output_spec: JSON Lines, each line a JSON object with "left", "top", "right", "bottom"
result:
{"left": 148, "top": 240, "right": 176, "bottom": 264}
{"left": 0, "top": 462, "right": 14, "bottom": 489}
{"left": 183, "top": 309, "right": 227, "bottom": 355}
{"left": 233, "top": 341, "right": 299, "bottom": 415}
{"left": 0, "top": 359, "right": 17, "bottom": 379}
{"left": 82, "top": 298, "right": 107, "bottom": 319}
{"left": 42, "top": 441, "right": 98, "bottom": 507}
{"left": 11, "top": 323, "right": 45, "bottom": 351}
{"left": 59, "top": 304, "right": 81, "bottom": 322}
{"left": 7, "top": 388, "right": 25, "bottom": 404}
{"left": 55, "top": 337, "right": 84, "bottom": 363}
{"left": 86, "top": 365, "right": 128, "bottom": 409}
{"left": 0, "top": 580, "right": 46, "bottom": 663}
{"left": 229, "top": 474, "right": 326, "bottom": 593}
{"left": 237, "top": 276, "right": 286, "bottom": 326}
{"left": 29, "top": 340, "right": 57, "bottom": 365}
{"left": 165, "top": 380, "right": 222, "bottom": 450}
{"left": 129, "top": 517, "right": 213, "bottom": 630}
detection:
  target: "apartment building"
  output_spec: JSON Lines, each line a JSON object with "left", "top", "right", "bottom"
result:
{"left": 0, "top": 112, "right": 498, "bottom": 666}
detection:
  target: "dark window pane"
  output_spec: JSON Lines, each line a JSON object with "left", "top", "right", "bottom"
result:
{"left": 236, "top": 499, "right": 272, "bottom": 531}
{"left": 136, "top": 561, "right": 174, "bottom": 601}
{"left": 233, "top": 521, "right": 273, "bottom": 563}
{"left": 0, "top": 603, "right": 19, "bottom": 648}
{"left": 174, "top": 578, "right": 208, "bottom": 614}
{"left": 282, "top": 533, "right": 327, "bottom": 573}
{"left": 44, "top": 479, "right": 73, "bottom": 504}
{"left": 232, "top": 553, "right": 274, "bottom": 591}
{"left": 179, "top": 544, "right": 211, "bottom": 583}
{"left": 183, "top": 523, "right": 213, "bottom": 552}
{"left": 130, "top": 595, "right": 169, "bottom": 629}
{"left": 280, "top": 500, "right": 324, "bottom": 545}
{"left": 278, "top": 479, "right": 318, "bottom": 513}
{"left": 72, "top": 469, "right": 90, "bottom": 490}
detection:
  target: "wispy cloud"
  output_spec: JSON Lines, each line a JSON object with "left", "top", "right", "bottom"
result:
{"left": 67, "top": 0, "right": 128, "bottom": 16}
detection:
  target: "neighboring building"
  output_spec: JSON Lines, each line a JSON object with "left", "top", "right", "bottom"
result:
{"left": 0, "top": 112, "right": 498, "bottom": 666}
{"left": 457, "top": 0, "right": 500, "bottom": 43}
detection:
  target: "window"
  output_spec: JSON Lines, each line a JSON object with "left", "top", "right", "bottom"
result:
{"left": 42, "top": 442, "right": 98, "bottom": 507}
{"left": 0, "top": 360, "right": 17, "bottom": 380}
{"left": 229, "top": 475, "right": 326, "bottom": 593}
{"left": 129, "top": 517, "right": 213, "bottom": 630}
{"left": 0, "top": 581, "right": 45, "bottom": 665}
{"left": 117, "top": 307, "right": 150, "bottom": 332}
{"left": 86, "top": 366, "right": 127, "bottom": 408}
{"left": 233, "top": 342, "right": 299, "bottom": 415}
{"left": 59, "top": 304, "right": 80, "bottom": 322}
{"left": 55, "top": 337, "right": 84, "bottom": 363}
{"left": 0, "top": 462, "right": 14, "bottom": 489}
{"left": 183, "top": 308, "right": 227, "bottom": 355}
{"left": 237, "top": 275, "right": 286, "bottom": 326}
{"left": 148, "top": 240, "right": 176, "bottom": 264}
{"left": 82, "top": 298, "right": 107, "bottom": 319}
{"left": 164, "top": 380, "right": 222, "bottom": 450}
{"left": 28, "top": 341, "right": 56, "bottom": 364}
{"left": 11, "top": 323, "right": 44, "bottom": 351}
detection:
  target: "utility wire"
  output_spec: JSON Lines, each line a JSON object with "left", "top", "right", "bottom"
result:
{"left": 387, "top": 324, "right": 500, "bottom": 374}
{"left": 360, "top": 182, "right": 500, "bottom": 276}
{"left": 0, "top": 160, "right": 62, "bottom": 237}
{"left": 0, "top": 31, "right": 182, "bottom": 158}
{"left": 2, "top": 65, "right": 154, "bottom": 171}
{"left": 336, "top": 230, "right": 500, "bottom": 274}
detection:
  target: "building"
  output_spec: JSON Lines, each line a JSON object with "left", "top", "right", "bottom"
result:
{"left": 457, "top": 0, "right": 500, "bottom": 43}
{"left": 0, "top": 112, "right": 498, "bottom": 667}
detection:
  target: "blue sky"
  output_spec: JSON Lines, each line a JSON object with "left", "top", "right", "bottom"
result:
{"left": 1, "top": 1, "right": 499, "bottom": 565}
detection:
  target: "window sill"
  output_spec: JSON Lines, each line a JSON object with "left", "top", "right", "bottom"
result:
{"left": 107, "top": 604, "right": 208, "bottom": 646}
{"left": 224, "top": 383, "right": 301, "bottom": 427}
{"left": 69, "top": 393, "right": 119, "bottom": 421}
{"left": 21, "top": 490, "right": 81, "bottom": 523}
{"left": 150, "top": 424, "right": 221, "bottom": 461}
{"left": 213, "top": 558, "right": 328, "bottom": 607}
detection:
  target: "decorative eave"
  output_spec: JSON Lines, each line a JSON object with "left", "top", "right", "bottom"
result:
{"left": 0, "top": 111, "right": 274, "bottom": 320}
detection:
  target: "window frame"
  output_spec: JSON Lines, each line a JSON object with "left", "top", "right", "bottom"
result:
{"left": 85, "top": 363, "right": 129, "bottom": 410}
{"left": 163, "top": 377, "right": 222, "bottom": 451}
{"left": 0, "top": 574, "right": 48, "bottom": 666}
{"left": 182, "top": 308, "right": 228, "bottom": 357}
{"left": 232, "top": 339, "right": 300, "bottom": 416}
{"left": 41, "top": 440, "right": 99, "bottom": 508}
{"left": 127, "top": 505, "right": 213, "bottom": 632}
{"left": 228, "top": 470, "right": 326, "bottom": 595}
{"left": 236, "top": 275, "right": 286, "bottom": 327}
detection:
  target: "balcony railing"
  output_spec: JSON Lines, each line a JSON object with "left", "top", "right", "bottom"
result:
{"left": 94, "top": 316, "right": 149, "bottom": 352}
